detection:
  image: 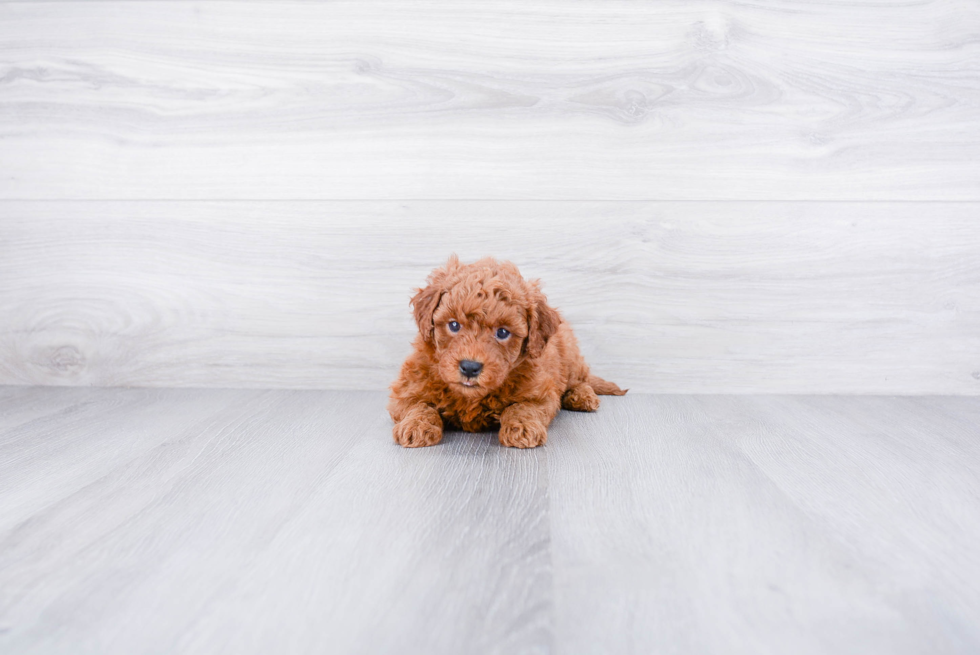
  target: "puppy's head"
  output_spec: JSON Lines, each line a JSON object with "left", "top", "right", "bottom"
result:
{"left": 411, "top": 255, "right": 560, "bottom": 396}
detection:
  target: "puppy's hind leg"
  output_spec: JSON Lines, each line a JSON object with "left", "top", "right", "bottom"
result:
{"left": 561, "top": 383, "right": 600, "bottom": 412}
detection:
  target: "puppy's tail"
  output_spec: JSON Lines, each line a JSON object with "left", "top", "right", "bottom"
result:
{"left": 588, "top": 375, "right": 628, "bottom": 396}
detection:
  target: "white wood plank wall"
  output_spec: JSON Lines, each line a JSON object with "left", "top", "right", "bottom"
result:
{"left": 1, "top": 1, "right": 978, "bottom": 393}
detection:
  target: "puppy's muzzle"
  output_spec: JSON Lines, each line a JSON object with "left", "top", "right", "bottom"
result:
{"left": 459, "top": 360, "right": 483, "bottom": 378}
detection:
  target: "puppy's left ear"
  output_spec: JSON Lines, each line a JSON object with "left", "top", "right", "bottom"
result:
{"left": 526, "top": 282, "right": 561, "bottom": 358}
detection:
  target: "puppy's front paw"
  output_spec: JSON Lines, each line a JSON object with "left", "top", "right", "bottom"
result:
{"left": 499, "top": 418, "right": 548, "bottom": 448}
{"left": 393, "top": 415, "right": 443, "bottom": 448}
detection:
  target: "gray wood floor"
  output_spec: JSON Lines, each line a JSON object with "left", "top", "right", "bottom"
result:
{"left": 1, "top": 387, "right": 978, "bottom": 654}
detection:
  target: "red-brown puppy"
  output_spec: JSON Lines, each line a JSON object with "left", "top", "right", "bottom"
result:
{"left": 388, "top": 256, "right": 626, "bottom": 448}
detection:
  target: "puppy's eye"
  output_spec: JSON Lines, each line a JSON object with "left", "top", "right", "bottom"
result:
{"left": 495, "top": 327, "right": 511, "bottom": 340}
{"left": 448, "top": 320, "right": 461, "bottom": 333}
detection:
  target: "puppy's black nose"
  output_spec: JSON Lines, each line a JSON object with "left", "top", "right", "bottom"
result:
{"left": 459, "top": 360, "right": 483, "bottom": 378}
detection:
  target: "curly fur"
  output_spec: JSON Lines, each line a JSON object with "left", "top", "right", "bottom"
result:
{"left": 388, "top": 256, "right": 626, "bottom": 448}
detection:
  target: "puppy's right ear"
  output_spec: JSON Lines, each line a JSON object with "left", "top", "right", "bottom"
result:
{"left": 410, "top": 256, "right": 458, "bottom": 344}
{"left": 411, "top": 284, "right": 443, "bottom": 344}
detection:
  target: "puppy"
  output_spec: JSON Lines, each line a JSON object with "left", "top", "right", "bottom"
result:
{"left": 388, "top": 256, "right": 626, "bottom": 448}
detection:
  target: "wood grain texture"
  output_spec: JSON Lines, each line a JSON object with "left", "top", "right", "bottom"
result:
{"left": 2, "top": 388, "right": 979, "bottom": 653}
{"left": 1, "top": 201, "right": 978, "bottom": 393}
{"left": 546, "top": 394, "right": 980, "bottom": 654}
{"left": 0, "top": 388, "right": 551, "bottom": 655}
{"left": 1, "top": 1, "right": 978, "bottom": 200}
